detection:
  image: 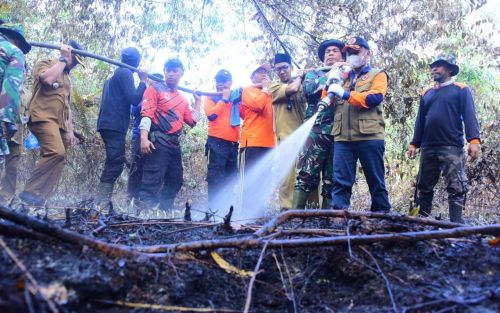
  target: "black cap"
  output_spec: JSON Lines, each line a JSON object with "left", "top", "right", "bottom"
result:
{"left": 430, "top": 55, "right": 459, "bottom": 76}
{"left": 121, "top": 47, "right": 141, "bottom": 68}
{"left": 68, "top": 39, "right": 86, "bottom": 67}
{"left": 318, "top": 39, "right": 345, "bottom": 62}
{"left": 214, "top": 69, "right": 232, "bottom": 82}
{"left": 343, "top": 36, "right": 370, "bottom": 52}
{"left": 164, "top": 58, "right": 184, "bottom": 71}
{"left": 274, "top": 53, "right": 291, "bottom": 65}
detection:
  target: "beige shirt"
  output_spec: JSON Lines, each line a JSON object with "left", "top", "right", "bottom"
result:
{"left": 268, "top": 80, "right": 306, "bottom": 141}
{"left": 28, "top": 59, "right": 72, "bottom": 131}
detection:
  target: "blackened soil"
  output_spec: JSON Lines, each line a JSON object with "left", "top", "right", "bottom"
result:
{"left": 0, "top": 215, "right": 498, "bottom": 313}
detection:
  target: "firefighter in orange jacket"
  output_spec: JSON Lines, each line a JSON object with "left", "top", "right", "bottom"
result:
{"left": 239, "top": 64, "right": 275, "bottom": 210}
{"left": 204, "top": 69, "right": 239, "bottom": 210}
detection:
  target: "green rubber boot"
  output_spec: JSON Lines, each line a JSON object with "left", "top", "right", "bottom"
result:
{"left": 321, "top": 196, "right": 332, "bottom": 209}
{"left": 292, "top": 190, "right": 309, "bottom": 210}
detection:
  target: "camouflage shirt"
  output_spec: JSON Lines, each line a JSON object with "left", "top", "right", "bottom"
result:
{"left": 303, "top": 68, "right": 335, "bottom": 134}
{"left": 0, "top": 34, "right": 25, "bottom": 125}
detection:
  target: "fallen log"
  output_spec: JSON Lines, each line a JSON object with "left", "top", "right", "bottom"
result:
{"left": 0, "top": 205, "right": 149, "bottom": 258}
{"left": 133, "top": 224, "right": 500, "bottom": 253}
{"left": 256, "top": 210, "right": 463, "bottom": 237}
{"left": 0, "top": 221, "right": 53, "bottom": 241}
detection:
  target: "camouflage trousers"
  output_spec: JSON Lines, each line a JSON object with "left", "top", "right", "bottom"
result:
{"left": 295, "top": 132, "right": 333, "bottom": 197}
{"left": 416, "top": 146, "right": 468, "bottom": 219}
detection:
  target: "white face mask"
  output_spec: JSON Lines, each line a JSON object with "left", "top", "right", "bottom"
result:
{"left": 347, "top": 54, "right": 364, "bottom": 68}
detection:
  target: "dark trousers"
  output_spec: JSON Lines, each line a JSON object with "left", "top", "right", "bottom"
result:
{"left": 416, "top": 146, "right": 468, "bottom": 218}
{"left": 139, "top": 138, "right": 183, "bottom": 211}
{"left": 127, "top": 136, "right": 144, "bottom": 199}
{"left": 206, "top": 136, "right": 238, "bottom": 209}
{"left": 239, "top": 146, "right": 272, "bottom": 210}
{"left": 332, "top": 140, "right": 391, "bottom": 211}
{"left": 99, "top": 129, "right": 126, "bottom": 184}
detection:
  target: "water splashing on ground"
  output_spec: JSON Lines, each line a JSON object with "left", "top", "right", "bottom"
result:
{"left": 209, "top": 113, "right": 319, "bottom": 222}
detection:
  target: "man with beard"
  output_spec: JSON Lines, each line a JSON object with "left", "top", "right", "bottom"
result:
{"left": 292, "top": 39, "right": 345, "bottom": 209}
{"left": 268, "top": 53, "right": 308, "bottom": 210}
{"left": 138, "top": 59, "right": 201, "bottom": 211}
{"left": 96, "top": 47, "right": 148, "bottom": 206}
{"left": 407, "top": 55, "right": 480, "bottom": 223}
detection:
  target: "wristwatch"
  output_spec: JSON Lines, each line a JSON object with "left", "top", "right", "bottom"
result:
{"left": 59, "top": 56, "right": 68, "bottom": 64}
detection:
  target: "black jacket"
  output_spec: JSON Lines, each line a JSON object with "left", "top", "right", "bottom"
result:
{"left": 411, "top": 82, "right": 480, "bottom": 148}
{"left": 97, "top": 67, "right": 147, "bottom": 133}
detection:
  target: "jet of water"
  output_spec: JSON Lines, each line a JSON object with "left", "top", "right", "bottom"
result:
{"left": 208, "top": 112, "right": 319, "bottom": 223}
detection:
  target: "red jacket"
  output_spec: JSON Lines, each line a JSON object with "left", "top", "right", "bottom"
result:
{"left": 141, "top": 82, "right": 195, "bottom": 134}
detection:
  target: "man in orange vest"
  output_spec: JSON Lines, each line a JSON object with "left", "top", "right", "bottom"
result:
{"left": 239, "top": 64, "right": 274, "bottom": 210}
{"left": 204, "top": 69, "right": 239, "bottom": 210}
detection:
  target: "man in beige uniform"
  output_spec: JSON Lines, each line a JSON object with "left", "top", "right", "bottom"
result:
{"left": 268, "top": 53, "right": 311, "bottom": 210}
{"left": 19, "top": 40, "right": 85, "bottom": 206}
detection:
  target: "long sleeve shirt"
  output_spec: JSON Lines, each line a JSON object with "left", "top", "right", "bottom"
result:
{"left": 0, "top": 34, "right": 25, "bottom": 125}
{"left": 239, "top": 86, "right": 275, "bottom": 148}
{"left": 130, "top": 102, "right": 142, "bottom": 139}
{"left": 141, "top": 82, "right": 196, "bottom": 136}
{"left": 204, "top": 96, "right": 240, "bottom": 143}
{"left": 97, "top": 67, "right": 146, "bottom": 133}
{"left": 410, "top": 82, "right": 480, "bottom": 148}
{"left": 268, "top": 80, "right": 306, "bottom": 142}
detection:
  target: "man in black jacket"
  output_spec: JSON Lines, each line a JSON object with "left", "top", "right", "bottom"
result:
{"left": 96, "top": 47, "right": 147, "bottom": 205}
{"left": 407, "top": 55, "right": 480, "bottom": 223}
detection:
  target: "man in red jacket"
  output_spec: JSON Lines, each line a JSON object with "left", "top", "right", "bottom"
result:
{"left": 138, "top": 59, "right": 201, "bottom": 211}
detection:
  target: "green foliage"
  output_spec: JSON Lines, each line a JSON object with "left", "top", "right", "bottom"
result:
{"left": 5, "top": 0, "right": 498, "bottom": 221}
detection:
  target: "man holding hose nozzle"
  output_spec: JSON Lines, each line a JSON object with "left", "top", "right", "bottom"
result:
{"left": 292, "top": 39, "right": 345, "bottom": 209}
{"left": 326, "top": 36, "right": 391, "bottom": 212}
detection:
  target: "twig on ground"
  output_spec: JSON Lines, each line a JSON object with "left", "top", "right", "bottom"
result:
{"left": 222, "top": 206, "right": 234, "bottom": 230}
{"left": 243, "top": 239, "right": 271, "bottom": 313}
{"left": 256, "top": 210, "right": 464, "bottom": 237}
{"left": 359, "top": 246, "right": 398, "bottom": 313}
{"left": 280, "top": 250, "right": 298, "bottom": 313}
{"left": 95, "top": 299, "right": 238, "bottom": 312}
{"left": 401, "top": 285, "right": 500, "bottom": 312}
{"left": 133, "top": 224, "right": 500, "bottom": 253}
{"left": 0, "top": 237, "right": 59, "bottom": 313}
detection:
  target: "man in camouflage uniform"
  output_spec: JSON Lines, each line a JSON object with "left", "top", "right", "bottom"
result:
{"left": 407, "top": 55, "right": 480, "bottom": 223}
{"left": 0, "top": 22, "right": 31, "bottom": 203}
{"left": 293, "top": 39, "right": 345, "bottom": 209}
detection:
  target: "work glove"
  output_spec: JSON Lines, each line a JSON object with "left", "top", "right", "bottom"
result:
{"left": 327, "top": 68, "right": 342, "bottom": 85}
{"left": 327, "top": 84, "right": 345, "bottom": 98}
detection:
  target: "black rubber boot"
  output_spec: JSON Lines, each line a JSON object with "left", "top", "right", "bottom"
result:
{"left": 449, "top": 203, "right": 465, "bottom": 224}
{"left": 292, "top": 190, "right": 309, "bottom": 209}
